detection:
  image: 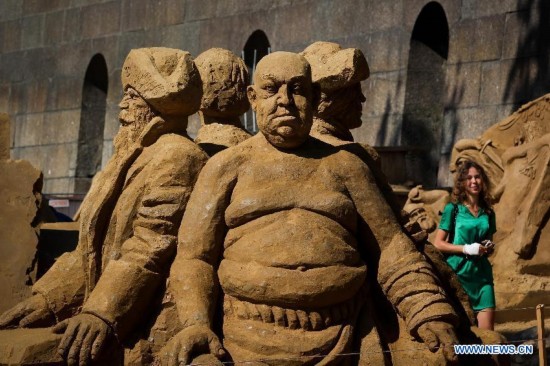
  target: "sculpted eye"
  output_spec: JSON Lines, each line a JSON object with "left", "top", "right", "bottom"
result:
{"left": 263, "top": 84, "right": 277, "bottom": 94}
{"left": 290, "top": 84, "right": 302, "bottom": 94}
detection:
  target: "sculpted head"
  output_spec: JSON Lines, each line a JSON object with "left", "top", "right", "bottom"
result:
{"left": 116, "top": 47, "right": 202, "bottom": 151}
{"left": 301, "top": 41, "right": 369, "bottom": 129}
{"left": 195, "top": 48, "right": 249, "bottom": 120}
{"left": 247, "top": 52, "right": 314, "bottom": 149}
{"left": 116, "top": 87, "right": 158, "bottom": 151}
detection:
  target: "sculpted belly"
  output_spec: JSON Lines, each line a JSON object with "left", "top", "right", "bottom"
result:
{"left": 219, "top": 209, "right": 367, "bottom": 308}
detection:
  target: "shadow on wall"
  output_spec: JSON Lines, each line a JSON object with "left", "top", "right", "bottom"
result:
{"left": 438, "top": 71, "right": 466, "bottom": 187}
{"left": 375, "top": 94, "right": 399, "bottom": 146}
{"left": 505, "top": 0, "right": 550, "bottom": 106}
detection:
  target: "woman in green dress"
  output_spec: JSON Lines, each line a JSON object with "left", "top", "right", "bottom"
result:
{"left": 434, "top": 160, "right": 496, "bottom": 330}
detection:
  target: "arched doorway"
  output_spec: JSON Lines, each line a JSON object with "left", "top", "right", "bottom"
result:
{"left": 75, "top": 54, "right": 108, "bottom": 194}
{"left": 402, "top": 2, "right": 449, "bottom": 187}
{"left": 242, "top": 30, "right": 271, "bottom": 133}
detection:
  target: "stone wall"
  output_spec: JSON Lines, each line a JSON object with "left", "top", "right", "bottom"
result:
{"left": 0, "top": 0, "right": 548, "bottom": 192}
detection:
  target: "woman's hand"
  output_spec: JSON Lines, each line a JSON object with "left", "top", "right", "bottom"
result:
{"left": 462, "top": 243, "right": 488, "bottom": 256}
{"left": 482, "top": 240, "right": 495, "bottom": 255}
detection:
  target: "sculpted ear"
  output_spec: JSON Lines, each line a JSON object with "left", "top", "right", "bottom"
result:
{"left": 247, "top": 85, "right": 257, "bottom": 111}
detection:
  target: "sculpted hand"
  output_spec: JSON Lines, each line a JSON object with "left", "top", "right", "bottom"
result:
{"left": 53, "top": 313, "right": 111, "bottom": 366}
{"left": 0, "top": 294, "right": 55, "bottom": 328}
{"left": 161, "top": 325, "right": 225, "bottom": 366}
{"left": 417, "top": 321, "right": 459, "bottom": 363}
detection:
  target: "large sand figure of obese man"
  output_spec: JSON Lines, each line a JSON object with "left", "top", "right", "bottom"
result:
{"left": 162, "top": 52, "right": 459, "bottom": 365}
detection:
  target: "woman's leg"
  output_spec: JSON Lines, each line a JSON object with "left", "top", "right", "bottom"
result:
{"left": 476, "top": 308, "right": 495, "bottom": 330}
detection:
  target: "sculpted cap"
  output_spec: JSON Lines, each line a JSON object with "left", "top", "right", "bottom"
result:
{"left": 121, "top": 47, "right": 202, "bottom": 118}
{"left": 300, "top": 41, "right": 369, "bottom": 91}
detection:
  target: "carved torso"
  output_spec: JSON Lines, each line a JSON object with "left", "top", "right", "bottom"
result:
{"left": 215, "top": 135, "right": 367, "bottom": 308}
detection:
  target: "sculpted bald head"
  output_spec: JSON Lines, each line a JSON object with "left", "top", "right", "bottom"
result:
{"left": 248, "top": 52, "right": 315, "bottom": 149}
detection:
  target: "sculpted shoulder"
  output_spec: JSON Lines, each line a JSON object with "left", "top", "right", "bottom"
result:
{"left": 153, "top": 133, "right": 208, "bottom": 165}
{"left": 326, "top": 146, "right": 372, "bottom": 177}
{"left": 200, "top": 134, "right": 261, "bottom": 173}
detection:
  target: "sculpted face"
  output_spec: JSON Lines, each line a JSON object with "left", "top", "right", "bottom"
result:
{"left": 409, "top": 207, "right": 436, "bottom": 233}
{"left": 319, "top": 83, "right": 366, "bottom": 129}
{"left": 115, "top": 87, "right": 155, "bottom": 152}
{"left": 248, "top": 52, "right": 314, "bottom": 149}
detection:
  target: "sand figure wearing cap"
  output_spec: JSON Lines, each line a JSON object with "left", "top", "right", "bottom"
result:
{"left": 194, "top": 48, "right": 251, "bottom": 156}
{"left": 0, "top": 47, "right": 208, "bottom": 365}
{"left": 302, "top": 41, "right": 404, "bottom": 224}
{"left": 161, "top": 51, "right": 460, "bottom": 365}
{"left": 301, "top": 41, "right": 369, "bottom": 145}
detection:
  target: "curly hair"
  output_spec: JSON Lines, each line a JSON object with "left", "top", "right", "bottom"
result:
{"left": 452, "top": 160, "right": 493, "bottom": 212}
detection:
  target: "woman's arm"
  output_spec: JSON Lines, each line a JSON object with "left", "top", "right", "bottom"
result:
{"left": 433, "top": 229, "right": 488, "bottom": 255}
{"left": 433, "top": 229, "right": 465, "bottom": 254}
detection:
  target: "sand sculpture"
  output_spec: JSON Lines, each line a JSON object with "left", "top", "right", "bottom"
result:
{"left": 301, "top": 42, "right": 369, "bottom": 145}
{"left": 445, "top": 94, "right": 550, "bottom": 313}
{"left": 194, "top": 48, "right": 251, "bottom": 156}
{"left": 125, "top": 49, "right": 253, "bottom": 364}
{"left": 403, "top": 186, "right": 451, "bottom": 244}
{"left": 0, "top": 114, "right": 44, "bottom": 314}
{"left": 161, "top": 51, "right": 461, "bottom": 365}
{"left": 302, "top": 42, "right": 505, "bottom": 365}
{"left": 301, "top": 41, "right": 402, "bottom": 221}
{"left": 0, "top": 47, "right": 208, "bottom": 365}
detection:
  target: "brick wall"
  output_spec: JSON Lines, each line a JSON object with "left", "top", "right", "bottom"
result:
{"left": 0, "top": 0, "right": 548, "bottom": 192}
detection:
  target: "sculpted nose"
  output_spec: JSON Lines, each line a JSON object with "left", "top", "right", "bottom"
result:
{"left": 360, "top": 90, "right": 366, "bottom": 103}
{"left": 277, "top": 84, "right": 292, "bottom": 106}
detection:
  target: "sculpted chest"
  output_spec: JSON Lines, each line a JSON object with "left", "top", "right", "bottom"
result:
{"left": 224, "top": 152, "right": 357, "bottom": 231}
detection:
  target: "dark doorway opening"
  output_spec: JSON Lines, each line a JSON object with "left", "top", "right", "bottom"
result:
{"left": 75, "top": 54, "right": 108, "bottom": 194}
{"left": 402, "top": 2, "right": 449, "bottom": 187}
{"left": 242, "top": 30, "right": 271, "bottom": 133}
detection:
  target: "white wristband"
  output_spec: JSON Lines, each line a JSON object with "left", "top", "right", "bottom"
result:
{"left": 463, "top": 243, "right": 481, "bottom": 256}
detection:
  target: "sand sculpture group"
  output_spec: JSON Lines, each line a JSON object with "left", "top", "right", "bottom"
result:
{"left": 3, "top": 42, "right": 546, "bottom": 365}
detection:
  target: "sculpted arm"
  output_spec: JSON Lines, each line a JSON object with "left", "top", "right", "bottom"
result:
{"left": 0, "top": 249, "right": 85, "bottom": 328}
{"left": 343, "top": 156, "right": 458, "bottom": 359}
{"left": 78, "top": 150, "right": 208, "bottom": 339}
{"left": 163, "top": 156, "right": 237, "bottom": 365}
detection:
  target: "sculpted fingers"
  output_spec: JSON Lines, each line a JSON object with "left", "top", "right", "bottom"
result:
{"left": 177, "top": 341, "right": 192, "bottom": 366}
{"left": 0, "top": 304, "right": 26, "bottom": 328}
{"left": 78, "top": 328, "right": 98, "bottom": 366}
{"left": 0, "top": 295, "right": 53, "bottom": 329}
{"left": 90, "top": 324, "right": 108, "bottom": 361}
{"left": 162, "top": 339, "right": 182, "bottom": 366}
{"left": 53, "top": 319, "right": 69, "bottom": 334}
{"left": 66, "top": 323, "right": 90, "bottom": 366}
{"left": 442, "top": 343, "right": 458, "bottom": 364}
{"left": 208, "top": 334, "right": 226, "bottom": 359}
{"left": 19, "top": 307, "right": 53, "bottom": 328}
{"left": 161, "top": 326, "right": 223, "bottom": 366}
{"left": 419, "top": 322, "right": 458, "bottom": 363}
{"left": 436, "top": 327, "right": 458, "bottom": 363}
{"left": 58, "top": 320, "right": 80, "bottom": 360}
{"left": 417, "top": 323, "right": 439, "bottom": 352}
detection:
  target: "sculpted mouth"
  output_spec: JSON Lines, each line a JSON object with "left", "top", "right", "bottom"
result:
{"left": 273, "top": 115, "right": 298, "bottom": 123}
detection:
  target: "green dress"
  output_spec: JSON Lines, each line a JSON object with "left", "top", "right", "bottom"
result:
{"left": 439, "top": 203, "right": 496, "bottom": 311}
